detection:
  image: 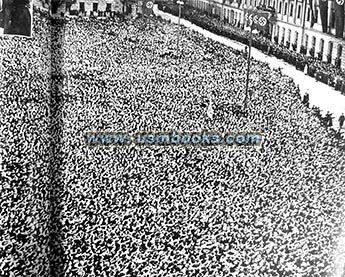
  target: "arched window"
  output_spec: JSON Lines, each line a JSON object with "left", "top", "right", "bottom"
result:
{"left": 290, "top": 3, "right": 294, "bottom": 16}
{"left": 297, "top": 5, "right": 301, "bottom": 19}
{"left": 294, "top": 31, "right": 298, "bottom": 45}
{"left": 287, "top": 29, "right": 291, "bottom": 42}
{"left": 307, "top": 8, "right": 310, "bottom": 21}
{"left": 328, "top": 41, "right": 333, "bottom": 57}
{"left": 315, "top": 8, "right": 319, "bottom": 23}
{"left": 319, "top": 39, "right": 324, "bottom": 54}
{"left": 281, "top": 27, "right": 285, "bottom": 42}
{"left": 337, "top": 44, "right": 343, "bottom": 58}
{"left": 330, "top": 9, "right": 335, "bottom": 28}
{"left": 312, "top": 36, "right": 316, "bottom": 48}
{"left": 284, "top": 2, "right": 288, "bottom": 15}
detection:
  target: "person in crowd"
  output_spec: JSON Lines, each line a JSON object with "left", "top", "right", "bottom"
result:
{"left": 302, "top": 92, "right": 309, "bottom": 108}
{"left": 325, "top": 111, "right": 333, "bottom": 128}
{"left": 244, "top": 46, "right": 248, "bottom": 57}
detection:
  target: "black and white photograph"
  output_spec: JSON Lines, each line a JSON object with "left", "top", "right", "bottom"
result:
{"left": 1, "top": 0, "right": 345, "bottom": 276}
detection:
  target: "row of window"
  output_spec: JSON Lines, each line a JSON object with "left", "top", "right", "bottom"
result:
{"left": 251, "top": 0, "right": 336, "bottom": 26}
{"left": 75, "top": 2, "right": 113, "bottom": 12}
{"left": 193, "top": 0, "right": 343, "bottom": 58}
{"left": 195, "top": 0, "right": 337, "bottom": 29}
{"left": 275, "top": 25, "right": 343, "bottom": 56}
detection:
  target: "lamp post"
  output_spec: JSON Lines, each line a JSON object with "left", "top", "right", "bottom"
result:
{"left": 0, "top": 46, "right": 4, "bottom": 83}
{"left": 176, "top": 0, "right": 184, "bottom": 56}
{"left": 244, "top": 23, "right": 253, "bottom": 110}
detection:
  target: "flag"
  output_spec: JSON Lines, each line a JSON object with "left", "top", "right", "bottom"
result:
{"left": 335, "top": 0, "right": 344, "bottom": 38}
{"left": 256, "top": 11, "right": 270, "bottom": 32}
{"left": 142, "top": 0, "right": 154, "bottom": 16}
{"left": 319, "top": 0, "right": 328, "bottom": 33}
{"left": 309, "top": 0, "right": 316, "bottom": 27}
{"left": 244, "top": 9, "right": 270, "bottom": 32}
{"left": 244, "top": 9, "right": 252, "bottom": 27}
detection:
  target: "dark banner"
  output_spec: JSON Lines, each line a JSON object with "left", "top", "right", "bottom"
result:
{"left": 244, "top": 10, "right": 270, "bottom": 32}
{"left": 319, "top": 0, "right": 328, "bottom": 33}
{"left": 335, "top": 0, "right": 344, "bottom": 38}
{"left": 141, "top": 0, "right": 154, "bottom": 16}
{"left": 309, "top": 0, "right": 316, "bottom": 27}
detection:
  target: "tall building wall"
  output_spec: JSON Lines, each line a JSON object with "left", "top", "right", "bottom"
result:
{"left": 188, "top": 0, "right": 345, "bottom": 69}
{"left": 60, "top": 0, "right": 123, "bottom": 14}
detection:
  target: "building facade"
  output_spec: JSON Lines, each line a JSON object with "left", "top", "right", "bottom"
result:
{"left": 58, "top": 0, "right": 152, "bottom": 19}
{"left": 187, "top": 0, "right": 345, "bottom": 68}
{"left": 56, "top": 0, "right": 124, "bottom": 15}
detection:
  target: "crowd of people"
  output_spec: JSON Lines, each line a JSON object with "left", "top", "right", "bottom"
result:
{"left": 2, "top": 6, "right": 345, "bottom": 277}
{"left": 0, "top": 6, "right": 51, "bottom": 277}
{"left": 158, "top": 3, "right": 345, "bottom": 93}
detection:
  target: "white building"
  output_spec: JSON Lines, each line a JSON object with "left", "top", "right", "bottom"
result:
{"left": 57, "top": 0, "right": 124, "bottom": 15}
{"left": 187, "top": 0, "right": 345, "bottom": 68}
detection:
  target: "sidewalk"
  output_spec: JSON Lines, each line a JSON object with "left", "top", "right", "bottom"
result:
{"left": 154, "top": 6, "right": 345, "bottom": 127}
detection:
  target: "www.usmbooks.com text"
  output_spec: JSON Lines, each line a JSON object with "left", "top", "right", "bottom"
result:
{"left": 84, "top": 131, "right": 263, "bottom": 147}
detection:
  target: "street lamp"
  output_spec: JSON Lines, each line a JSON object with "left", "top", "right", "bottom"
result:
{"left": 176, "top": 0, "right": 184, "bottom": 56}
{"left": 0, "top": 46, "right": 3, "bottom": 83}
{"left": 244, "top": 10, "right": 267, "bottom": 110}
{"left": 244, "top": 22, "right": 253, "bottom": 110}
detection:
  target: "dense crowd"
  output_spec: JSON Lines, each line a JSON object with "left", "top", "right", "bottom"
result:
{"left": 159, "top": 3, "right": 345, "bottom": 93}
{"left": 52, "top": 11, "right": 345, "bottom": 277}
{"left": 0, "top": 7, "right": 51, "bottom": 277}
{"left": 2, "top": 6, "right": 345, "bottom": 277}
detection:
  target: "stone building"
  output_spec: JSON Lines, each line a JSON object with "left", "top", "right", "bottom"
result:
{"left": 187, "top": 0, "right": 345, "bottom": 68}
{"left": 56, "top": 0, "right": 124, "bottom": 15}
